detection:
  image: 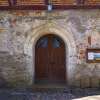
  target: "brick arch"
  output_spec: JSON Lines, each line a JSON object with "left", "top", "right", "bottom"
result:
{"left": 24, "top": 22, "right": 77, "bottom": 86}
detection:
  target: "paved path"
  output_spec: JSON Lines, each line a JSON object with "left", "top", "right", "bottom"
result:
{"left": 0, "top": 88, "right": 100, "bottom": 100}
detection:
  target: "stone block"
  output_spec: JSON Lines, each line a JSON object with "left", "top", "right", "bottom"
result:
{"left": 80, "top": 77, "right": 90, "bottom": 88}
{"left": 91, "top": 77, "right": 100, "bottom": 88}
{"left": 72, "top": 80, "right": 81, "bottom": 87}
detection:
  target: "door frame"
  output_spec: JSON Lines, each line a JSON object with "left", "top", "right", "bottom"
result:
{"left": 24, "top": 23, "right": 77, "bottom": 86}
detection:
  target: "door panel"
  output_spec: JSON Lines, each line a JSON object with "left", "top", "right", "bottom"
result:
{"left": 35, "top": 34, "right": 66, "bottom": 83}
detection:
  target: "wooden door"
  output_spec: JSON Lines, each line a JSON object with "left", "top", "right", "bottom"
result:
{"left": 35, "top": 34, "right": 66, "bottom": 83}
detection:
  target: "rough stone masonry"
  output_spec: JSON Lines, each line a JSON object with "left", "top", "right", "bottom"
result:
{"left": 0, "top": 10, "right": 100, "bottom": 88}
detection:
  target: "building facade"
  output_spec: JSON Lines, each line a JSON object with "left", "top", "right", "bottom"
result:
{"left": 0, "top": 10, "right": 100, "bottom": 88}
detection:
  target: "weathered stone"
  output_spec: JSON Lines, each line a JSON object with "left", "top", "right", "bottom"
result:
{"left": 0, "top": 10, "right": 100, "bottom": 87}
{"left": 91, "top": 77, "right": 100, "bottom": 88}
{"left": 80, "top": 77, "right": 90, "bottom": 88}
{"left": 72, "top": 80, "right": 81, "bottom": 87}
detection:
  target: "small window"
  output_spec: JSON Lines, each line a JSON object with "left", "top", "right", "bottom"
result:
{"left": 52, "top": 37, "right": 61, "bottom": 48}
{"left": 37, "top": 37, "right": 48, "bottom": 48}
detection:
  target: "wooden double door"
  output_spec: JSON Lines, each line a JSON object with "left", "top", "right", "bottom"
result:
{"left": 35, "top": 34, "right": 66, "bottom": 84}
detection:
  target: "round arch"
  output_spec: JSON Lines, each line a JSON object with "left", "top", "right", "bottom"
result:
{"left": 24, "top": 22, "right": 77, "bottom": 86}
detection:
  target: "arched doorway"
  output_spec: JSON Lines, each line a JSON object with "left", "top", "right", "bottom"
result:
{"left": 35, "top": 34, "right": 66, "bottom": 84}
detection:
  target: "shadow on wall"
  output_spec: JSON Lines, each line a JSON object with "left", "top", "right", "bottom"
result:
{"left": 0, "top": 75, "right": 8, "bottom": 88}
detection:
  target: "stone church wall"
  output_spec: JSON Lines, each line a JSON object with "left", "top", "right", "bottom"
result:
{"left": 0, "top": 10, "right": 100, "bottom": 88}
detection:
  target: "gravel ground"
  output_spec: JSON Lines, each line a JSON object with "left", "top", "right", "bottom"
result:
{"left": 0, "top": 88, "right": 100, "bottom": 100}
